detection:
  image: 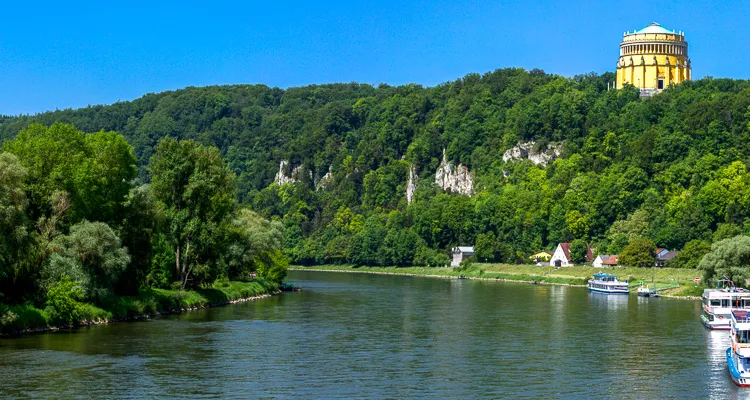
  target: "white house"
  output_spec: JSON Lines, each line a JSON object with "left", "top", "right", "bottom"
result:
{"left": 593, "top": 254, "right": 618, "bottom": 268}
{"left": 451, "top": 246, "right": 475, "bottom": 267}
{"left": 549, "top": 243, "right": 593, "bottom": 267}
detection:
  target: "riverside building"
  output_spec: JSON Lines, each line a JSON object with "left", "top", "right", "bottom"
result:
{"left": 615, "top": 22, "right": 691, "bottom": 97}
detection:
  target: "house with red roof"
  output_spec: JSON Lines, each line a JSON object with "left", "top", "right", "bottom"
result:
{"left": 549, "top": 242, "right": 593, "bottom": 267}
{"left": 593, "top": 254, "right": 619, "bottom": 268}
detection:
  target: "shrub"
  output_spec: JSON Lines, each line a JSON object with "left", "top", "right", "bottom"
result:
{"left": 45, "top": 276, "right": 86, "bottom": 326}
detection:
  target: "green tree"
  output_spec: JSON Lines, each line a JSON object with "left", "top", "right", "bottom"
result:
{"left": 714, "top": 223, "right": 743, "bottom": 242}
{"left": 569, "top": 239, "right": 589, "bottom": 264}
{"left": 667, "top": 239, "right": 711, "bottom": 269}
{"left": 116, "top": 185, "right": 164, "bottom": 294}
{"left": 0, "top": 153, "right": 33, "bottom": 291}
{"left": 698, "top": 236, "right": 750, "bottom": 287}
{"left": 149, "top": 138, "right": 236, "bottom": 288}
{"left": 224, "top": 209, "right": 285, "bottom": 279}
{"left": 619, "top": 238, "right": 656, "bottom": 268}
{"left": 474, "top": 232, "right": 497, "bottom": 262}
{"left": 47, "top": 221, "right": 130, "bottom": 300}
{"left": 2, "top": 123, "right": 136, "bottom": 223}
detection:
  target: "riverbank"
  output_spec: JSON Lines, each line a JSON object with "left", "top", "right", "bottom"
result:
{"left": 0, "top": 280, "right": 279, "bottom": 336}
{"left": 290, "top": 264, "right": 704, "bottom": 299}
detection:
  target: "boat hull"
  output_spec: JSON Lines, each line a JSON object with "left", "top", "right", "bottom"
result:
{"left": 588, "top": 286, "right": 629, "bottom": 295}
{"left": 701, "top": 315, "right": 731, "bottom": 330}
{"left": 727, "top": 347, "right": 750, "bottom": 387}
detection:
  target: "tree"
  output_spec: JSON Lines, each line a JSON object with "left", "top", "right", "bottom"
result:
{"left": 115, "top": 185, "right": 164, "bottom": 294}
{"left": 149, "top": 138, "right": 236, "bottom": 288}
{"left": 698, "top": 236, "right": 750, "bottom": 287}
{"left": 474, "top": 232, "right": 497, "bottom": 262}
{"left": 2, "top": 123, "right": 136, "bottom": 223}
{"left": 714, "top": 223, "right": 743, "bottom": 243}
{"left": 569, "top": 239, "right": 589, "bottom": 264}
{"left": 224, "top": 209, "right": 285, "bottom": 279}
{"left": 0, "top": 153, "right": 32, "bottom": 289}
{"left": 619, "top": 238, "right": 656, "bottom": 268}
{"left": 667, "top": 239, "right": 711, "bottom": 269}
{"left": 46, "top": 221, "right": 130, "bottom": 300}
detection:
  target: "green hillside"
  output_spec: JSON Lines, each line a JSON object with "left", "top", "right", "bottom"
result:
{"left": 3, "top": 68, "right": 750, "bottom": 267}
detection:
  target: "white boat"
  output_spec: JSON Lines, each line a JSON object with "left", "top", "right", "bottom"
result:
{"left": 727, "top": 310, "right": 750, "bottom": 387}
{"left": 637, "top": 285, "right": 657, "bottom": 297}
{"left": 588, "top": 272, "right": 629, "bottom": 295}
{"left": 701, "top": 279, "right": 750, "bottom": 330}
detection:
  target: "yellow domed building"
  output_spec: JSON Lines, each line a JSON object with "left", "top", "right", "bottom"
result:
{"left": 615, "top": 22, "right": 691, "bottom": 96}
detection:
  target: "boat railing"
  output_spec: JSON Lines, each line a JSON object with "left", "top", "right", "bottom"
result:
{"left": 732, "top": 311, "right": 750, "bottom": 323}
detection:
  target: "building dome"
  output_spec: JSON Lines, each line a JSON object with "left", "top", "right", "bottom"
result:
{"left": 636, "top": 22, "right": 673, "bottom": 35}
{"left": 615, "top": 22, "right": 691, "bottom": 95}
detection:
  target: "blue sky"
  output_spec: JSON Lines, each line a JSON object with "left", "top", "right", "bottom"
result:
{"left": 0, "top": 0, "right": 747, "bottom": 115}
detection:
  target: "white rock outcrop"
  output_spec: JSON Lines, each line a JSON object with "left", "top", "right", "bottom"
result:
{"left": 316, "top": 166, "right": 334, "bottom": 191}
{"left": 274, "top": 160, "right": 312, "bottom": 186}
{"left": 434, "top": 150, "right": 473, "bottom": 196}
{"left": 502, "top": 141, "right": 562, "bottom": 166}
{"left": 406, "top": 164, "right": 418, "bottom": 204}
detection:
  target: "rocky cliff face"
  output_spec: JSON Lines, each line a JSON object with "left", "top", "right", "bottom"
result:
{"left": 502, "top": 141, "right": 562, "bottom": 166}
{"left": 406, "top": 164, "right": 417, "bottom": 204}
{"left": 274, "top": 160, "right": 312, "bottom": 186}
{"left": 434, "top": 150, "right": 473, "bottom": 196}
{"left": 316, "top": 166, "right": 334, "bottom": 191}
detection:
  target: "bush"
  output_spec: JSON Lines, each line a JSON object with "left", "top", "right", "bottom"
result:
{"left": 0, "top": 304, "right": 49, "bottom": 333}
{"left": 45, "top": 276, "right": 86, "bottom": 326}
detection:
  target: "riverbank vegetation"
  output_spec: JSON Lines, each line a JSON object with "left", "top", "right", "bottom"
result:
{"left": 0, "top": 123, "right": 288, "bottom": 334}
{"left": 0, "top": 280, "right": 277, "bottom": 334}
{"left": 291, "top": 264, "right": 704, "bottom": 296}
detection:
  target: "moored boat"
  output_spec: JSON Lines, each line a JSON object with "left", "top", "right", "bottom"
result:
{"left": 727, "top": 310, "right": 750, "bottom": 387}
{"left": 701, "top": 279, "right": 750, "bottom": 330}
{"left": 588, "top": 272, "right": 629, "bottom": 295}
{"left": 637, "top": 284, "right": 657, "bottom": 297}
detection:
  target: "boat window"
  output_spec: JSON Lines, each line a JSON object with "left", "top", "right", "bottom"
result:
{"left": 722, "top": 299, "right": 731, "bottom": 307}
{"left": 740, "top": 330, "right": 750, "bottom": 344}
{"left": 711, "top": 300, "right": 721, "bottom": 306}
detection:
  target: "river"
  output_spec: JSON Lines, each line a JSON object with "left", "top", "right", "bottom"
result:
{"left": 0, "top": 270, "right": 740, "bottom": 398}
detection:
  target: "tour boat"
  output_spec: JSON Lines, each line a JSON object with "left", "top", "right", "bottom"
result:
{"left": 701, "top": 279, "right": 750, "bottom": 330}
{"left": 587, "top": 272, "right": 629, "bottom": 295}
{"left": 727, "top": 310, "right": 750, "bottom": 387}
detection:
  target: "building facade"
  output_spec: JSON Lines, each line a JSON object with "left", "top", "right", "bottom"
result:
{"left": 615, "top": 22, "right": 691, "bottom": 96}
{"left": 451, "top": 246, "right": 475, "bottom": 267}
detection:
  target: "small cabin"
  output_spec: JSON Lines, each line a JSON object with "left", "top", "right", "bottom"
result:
{"left": 451, "top": 246, "right": 475, "bottom": 267}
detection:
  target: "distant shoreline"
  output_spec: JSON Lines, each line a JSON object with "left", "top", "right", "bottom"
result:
{"left": 289, "top": 265, "right": 702, "bottom": 300}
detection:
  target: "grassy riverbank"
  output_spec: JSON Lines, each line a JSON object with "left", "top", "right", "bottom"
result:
{"left": 291, "top": 264, "right": 704, "bottom": 297}
{"left": 0, "top": 280, "right": 278, "bottom": 335}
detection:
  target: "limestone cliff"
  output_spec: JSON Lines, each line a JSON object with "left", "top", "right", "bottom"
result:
{"left": 406, "top": 164, "right": 417, "bottom": 204}
{"left": 274, "top": 160, "right": 311, "bottom": 185}
{"left": 434, "top": 150, "right": 473, "bottom": 196}
{"left": 502, "top": 141, "right": 562, "bottom": 166}
{"left": 316, "top": 166, "right": 334, "bottom": 191}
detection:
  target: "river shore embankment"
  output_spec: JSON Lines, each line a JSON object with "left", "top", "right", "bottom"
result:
{"left": 290, "top": 264, "right": 703, "bottom": 299}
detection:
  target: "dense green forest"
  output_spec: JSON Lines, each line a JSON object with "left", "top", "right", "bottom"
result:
{"left": 3, "top": 68, "right": 750, "bottom": 277}
{"left": 0, "top": 123, "right": 287, "bottom": 329}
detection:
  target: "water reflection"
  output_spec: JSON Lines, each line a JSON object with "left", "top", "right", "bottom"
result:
{"left": 588, "top": 291, "right": 629, "bottom": 310}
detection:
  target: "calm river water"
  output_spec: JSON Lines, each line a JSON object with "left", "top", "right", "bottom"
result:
{"left": 0, "top": 270, "right": 741, "bottom": 398}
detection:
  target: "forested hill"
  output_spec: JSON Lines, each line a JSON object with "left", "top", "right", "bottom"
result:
{"left": 3, "top": 68, "right": 750, "bottom": 267}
